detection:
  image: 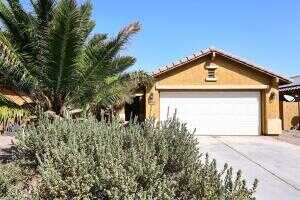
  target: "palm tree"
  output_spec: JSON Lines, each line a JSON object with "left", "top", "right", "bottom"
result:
{"left": 0, "top": 0, "right": 152, "bottom": 116}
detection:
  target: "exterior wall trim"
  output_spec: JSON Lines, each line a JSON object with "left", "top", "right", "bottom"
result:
{"left": 156, "top": 84, "right": 269, "bottom": 90}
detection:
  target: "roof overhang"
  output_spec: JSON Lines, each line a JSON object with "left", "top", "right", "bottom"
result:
{"left": 152, "top": 47, "right": 292, "bottom": 86}
{"left": 156, "top": 84, "right": 269, "bottom": 90}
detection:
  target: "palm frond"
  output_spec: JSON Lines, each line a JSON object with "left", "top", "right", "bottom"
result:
{"left": 87, "top": 33, "right": 107, "bottom": 47}
{"left": 102, "top": 22, "right": 140, "bottom": 60}
{"left": 110, "top": 55, "right": 136, "bottom": 74}
{"left": 43, "top": 0, "right": 88, "bottom": 93}
{"left": 7, "top": 0, "right": 31, "bottom": 26}
{"left": 90, "top": 77, "right": 130, "bottom": 108}
{"left": 0, "top": 31, "right": 20, "bottom": 67}
{"left": 0, "top": 32, "right": 36, "bottom": 93}
{"left": 79, "top": 23, "right": 139, "bottom": 87}
{"left": 92, "top": 71, "right": 153, "bottom": 108}
{"left": 0, "top": 61, "right": 34, "bottom": 93}
{"left": 78, "top": 1, "right": 95, "bottom": 39}
{"left": 0, "top": 1, "right": 20, "bottom": 39}
{"left": 30, "top": 0, "right": 55, "bottom": 23}
{"left": 0, "top": 0, "right": 34, "bottom": 51}
{"left": 0, "top": 93, "right": 10, "bottom": 106}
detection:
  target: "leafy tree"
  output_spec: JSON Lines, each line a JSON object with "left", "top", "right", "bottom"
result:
{"left": 0, "top": 0, "right": 152, "bottom": 116}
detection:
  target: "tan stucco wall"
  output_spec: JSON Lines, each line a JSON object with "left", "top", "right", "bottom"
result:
{"left": 280, "top": 101, "right": 300, "bottom": 130}
{"left": 146, "top": 55, "right": 282, "bottom": 135}
{"left": 264, "top": 80, "right": 282, "bottom": 134}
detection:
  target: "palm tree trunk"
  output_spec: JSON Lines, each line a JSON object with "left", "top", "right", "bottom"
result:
{"left": 52, "top": 95, "right": 65, "bottom": 116}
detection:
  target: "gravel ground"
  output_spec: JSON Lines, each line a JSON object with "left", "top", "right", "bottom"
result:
{"left": 277, "top": 130, "right": 300, "bottom": 146}
{"left": 0, "top": 135, "right": 14, "bottom": 147}
{"left": 0, "top": 135, "right": 14, "bottom": 163}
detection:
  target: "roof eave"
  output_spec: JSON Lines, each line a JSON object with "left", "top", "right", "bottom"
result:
{"left": 152, "top": 48, "right": 292, "bottom": 85}
{"left": 210, "top": 50, "right": 292, "bottom": 85}
{"left": 152, "top": 51, "right": 211, "bottom": 78}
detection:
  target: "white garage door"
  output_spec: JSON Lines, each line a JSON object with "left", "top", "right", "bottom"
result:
{"left": 160, "top": 91, "right": 261, "bottom": 135}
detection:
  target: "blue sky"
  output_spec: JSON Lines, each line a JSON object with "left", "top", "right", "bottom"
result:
{"left": 90, "top": 0, "right": 300, "bottom": 77}
{"left": 22, "top": 0, "right": 300, "bottom": 76}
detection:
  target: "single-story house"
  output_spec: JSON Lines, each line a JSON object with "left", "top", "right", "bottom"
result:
{"left": 279, "top": 75, "right": 300, "bottom": 130}
{"left": 123, "top": 47, "right": 291, "bottom": 135}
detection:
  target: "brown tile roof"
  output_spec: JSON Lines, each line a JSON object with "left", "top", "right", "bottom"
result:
{"left": 279, "top": 85, "right": 300, "bottom": 92}
{"left": 279, "top": 75, "right": 300, "bottom": 92}
{"left": 152, "top": 47, "right": 292, "bottom": 85}
{"left": 0, "top": 86, "right": 33, "bottom": 106}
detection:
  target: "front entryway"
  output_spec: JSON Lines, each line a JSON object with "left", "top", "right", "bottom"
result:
{"left": 160, "top": 91, "right": 261, "bottom": 135}
{"left": 125, "top": 94, "right": 146, "bottom": 122}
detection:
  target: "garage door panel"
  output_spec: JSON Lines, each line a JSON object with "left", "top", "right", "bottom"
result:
{"left": 160, "top": 91, "right": 261, "bottom": 135}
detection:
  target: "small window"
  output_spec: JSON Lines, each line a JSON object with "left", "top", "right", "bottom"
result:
{"left": 207, "top": 69, "right": 215, "bottom": 79}
{"left": 206, "top": 68, "right": 217, "bottom": 81}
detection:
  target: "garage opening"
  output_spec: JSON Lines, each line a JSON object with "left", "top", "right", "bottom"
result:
{"left": 160, "top": 91, "right": 261, "bottom": 135}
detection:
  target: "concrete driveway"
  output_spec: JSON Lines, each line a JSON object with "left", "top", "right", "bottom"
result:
{"left": 196, "top": 136, "right": 300, "bottom": 200}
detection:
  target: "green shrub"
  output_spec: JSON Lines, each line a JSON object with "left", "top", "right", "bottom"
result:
{"left": 0, "top": 163, "right": 28, "bottom": 200}
{"left": 9, "top": 117, "right": 258, "bottom": 199}
{"left": 0, "top": 106, "right": 30, "bottom": 133}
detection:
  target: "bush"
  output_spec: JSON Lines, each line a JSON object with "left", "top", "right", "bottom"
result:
{"left": 4, "top": 117, "right": 257, "bottom": 199}
{"left": 0, "top": 163, "right": 29, "bottom": 200}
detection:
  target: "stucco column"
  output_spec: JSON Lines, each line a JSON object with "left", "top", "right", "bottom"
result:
{"left": 265, "top": 78, "right": 282, "bottom": 135}
{"left": 146, "top": 86, "right": 160, "bottom": 119}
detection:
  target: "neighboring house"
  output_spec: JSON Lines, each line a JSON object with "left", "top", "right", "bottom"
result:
{"left": 125, "top": 47, "right": 291, "bottom": 135}
{"left": 0, "top": 86, "right": 33, "bottom": 133}
{"left": 279, "top": 75, "right": 300, "bottom": 130}
{"left": 0, "top": 86, "right": 33, "bottom": 106}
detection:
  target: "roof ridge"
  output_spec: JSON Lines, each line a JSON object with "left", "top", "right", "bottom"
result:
{"left": 207, "top": 47, "right": 292, "bottom": 82}
{"left": 152, "top": 46, "right": 292, "bottom": 84}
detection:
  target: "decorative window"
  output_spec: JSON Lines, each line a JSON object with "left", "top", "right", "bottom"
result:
{"left": 207, "top": 69, "right": 216, "bottom": 79}
{"left": 205, "top": 62, "right": 217, "bottom": 82}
